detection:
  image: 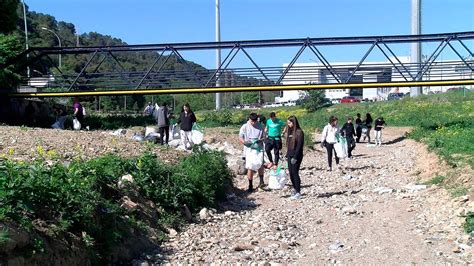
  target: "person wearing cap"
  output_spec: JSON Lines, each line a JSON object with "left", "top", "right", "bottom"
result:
{"left": 264, "top": 112, "right": 286, "bottom": 169}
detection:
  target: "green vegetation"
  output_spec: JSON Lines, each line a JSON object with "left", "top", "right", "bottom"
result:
{"left": 0, "top": 149, "right": 233, "bottom": 262}
{"left": 465, "top": 212, "right": 474, "bottom": 234}
{"left": 299, "top": 90, "right": 474, "bottom": 168}
{"left": 423, "top": 175, "right": 446, "bottom": 185}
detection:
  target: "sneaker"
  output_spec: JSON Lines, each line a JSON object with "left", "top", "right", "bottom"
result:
{"left": 258, "top": 183, "right": 269, "bottom": 191}
{"left": 290, "top": 193, "right": 302, "bottom": 200}
{"left": 247, "top": 187, "right": 254, "bottom": 193}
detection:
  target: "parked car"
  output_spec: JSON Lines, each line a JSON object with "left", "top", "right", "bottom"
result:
{"left": 340, "top": 96, "right": 361, "bottom": 104}
{"left": 387, "top": 93, "right": 405, "bottom": 101}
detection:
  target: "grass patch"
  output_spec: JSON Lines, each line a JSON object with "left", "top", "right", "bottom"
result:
{"left": 464, "top": 212, "right": 474, "bottom": 233}
{"left": 447, "top": 185, "right": 469, "bottom": 197}
{"left": 423, "top": 175, "right": 446, "bottom": 185}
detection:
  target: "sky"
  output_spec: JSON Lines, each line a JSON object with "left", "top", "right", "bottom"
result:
{"left": 25, "top": 0, "right": 474, "bottom": 69}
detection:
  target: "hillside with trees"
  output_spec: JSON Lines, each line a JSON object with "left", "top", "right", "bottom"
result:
{"left": 0, "top": 1, "right": 278, "bottom": 112}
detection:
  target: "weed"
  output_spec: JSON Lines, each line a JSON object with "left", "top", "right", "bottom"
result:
{"left": 464, "top": 212, "right": 474, "bottom": 233}
{"left": 447, "top": 186, "right": 469, "bottom": 197}
{"left": 423, "top": 175, "right": 446, "bottom": 185}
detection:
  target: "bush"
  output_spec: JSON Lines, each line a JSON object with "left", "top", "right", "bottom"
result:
{"left": 0, "top": 150, "right": 234, "bottom": 262}
{"left": 465, "top": 212, "right": 474, "bottom": 234}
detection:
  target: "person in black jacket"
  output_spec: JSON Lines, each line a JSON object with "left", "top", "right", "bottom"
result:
{"left": 286, "top": 116, "right": 304, "bottom": 200}
{"left": 341, "top": 116, "right": 356, "bottom": 158}
{"left": 355, "top": 113, "right": 362, "bottom": 143}
{"left": 363, "top": 113, "right": 373, "bottom": 143}
{"left": 176, "top": 103, "right": 197, "bottom": 149}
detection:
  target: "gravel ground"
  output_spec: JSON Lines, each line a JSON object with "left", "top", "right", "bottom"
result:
{"left": 0, "top": 125, "right": 472, "bottom": 264}
{"left": 135, "top": 127, "right": 473, "bottom": 264}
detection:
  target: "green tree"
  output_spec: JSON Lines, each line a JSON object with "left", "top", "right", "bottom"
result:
{"left": 303, "top": 90, "right": 327, "bottom": 112}
{"left": 0, "top": 0, "right": 18, "bottom": 34}
{"left": 0, "top": 34, "right": 22, "bottom": 90}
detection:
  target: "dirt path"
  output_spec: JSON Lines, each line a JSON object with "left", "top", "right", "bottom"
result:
{"left": 0, "top": 126, "right": 471, "bottom": 263}
{"left": 138, "top": 127, "right": 473, "bottom": 264}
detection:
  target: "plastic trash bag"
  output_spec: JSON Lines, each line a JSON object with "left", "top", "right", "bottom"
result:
{"left": 145, "top": 126, "right": 157, "bottom": 137}
{"left": 268, "top": 165, "right": 287, "bottom": 190}
{"left": 334, "top": 134, "right": 348, "bottom": 159}
{"left": 170, "top": 125, "right": 180, "bottom": 140}
{"left": 245, "top": 148, "right": 264, "bottom": 171}
{"left": 191, "top": 123, "right": 204, "bottom": 145}
{"left": 73, "top": 118, "right": 81, "bottom": 130}
{"left": 132, "top": 134, "right": 145, "bottom": 142}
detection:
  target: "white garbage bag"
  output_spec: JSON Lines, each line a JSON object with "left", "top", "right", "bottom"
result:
{"left": 334, "top": 137, "right": 348, "bottom": 159}
{"left": 245, "top": 148, "right": 264, "bottom": 171}
{"left": 145, "top": 126, "right": 157, "bottom": 137}
{"left": 191, "top": 123, "right": 204, "bottom": 145}
{"left": 268, "top": 166, "right": 287, "bottom": 190}
{"left": 73, "top": 118, "right": 81, "bottom": 130}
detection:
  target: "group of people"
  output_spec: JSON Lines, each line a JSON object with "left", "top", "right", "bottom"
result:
{"left": 239, "top": 112, "right": 304, "bottom": 200}
{"left": 239, "top": 111, "right": 386, "bottom": 200}
{"left": 321, "top": 113, "right": 386, "bottom": 172}
{"left": 146, "top": 102, "right": 197, "bottom": 150}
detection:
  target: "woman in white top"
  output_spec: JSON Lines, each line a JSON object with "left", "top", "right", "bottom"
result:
{"left": 321, "top": 116, "right": 340, "bottom": 171}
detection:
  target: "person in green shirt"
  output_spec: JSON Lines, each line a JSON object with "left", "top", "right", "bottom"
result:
{"left": 265, "top": 112, "right": 286, "bottom": 169}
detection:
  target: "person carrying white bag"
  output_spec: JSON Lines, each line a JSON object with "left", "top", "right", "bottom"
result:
{"left": 321, "top": 115, "right": 342, "bottom": 171}
{"left": 239, "top": 113, "right": 265, "bottom": 193}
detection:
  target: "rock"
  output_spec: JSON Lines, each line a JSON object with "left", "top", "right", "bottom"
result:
{"left": 199, "top": 208, "right": 209, "bottom": 220}
{"left": 233, "top": 244, "right": 254, "bottom": 251}
{"left": 120, "top": 196, "right": 138, "bottom": 212}
{"left": 168, "top": 228, "right": 178, "bottom": 238}
{"left": 183, "top": 204, "right": 193, "bottom": 222}
{"left": 309, "top": 243, "right": 317, "bottom": 249}
{"left": 225, "top": 211, "right": 234, "bottom": 216}
{"left": 118, "top": 174, "right": 134, "bottom": 189}
{"left": 341, "top": 206, "right": 357, "bottom": 215}
{"left": 405, "top": 184, "right": 427, "bottom": 193}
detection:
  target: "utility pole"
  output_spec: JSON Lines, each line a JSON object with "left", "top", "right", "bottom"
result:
{"left": 22, "top": 0, "right": 30, "bottom": 78}
{"left": 215, "top": 0, "right": 222, "bottom": 110}
{"left": 410, "top": 0, "right": 422, "bottom": 97}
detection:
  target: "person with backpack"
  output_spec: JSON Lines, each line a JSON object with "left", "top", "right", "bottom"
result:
{"left": 156, "top": 102, "right": 170, "bottom": 145}
{"left": 341, "top": 116, "right": 356, "bottom": 158}
{"left": 176, "top": 103, "right": 197, "bottom": 150}
{"left": 374, "top": 117, "right": 386, "bottom": 146}
{"left": 239, "top": 113, "right": 265, "bottom": 192}
{"left": 321, "top": 115, "right": 340, "bottom": 171}
{"left": 264, "top": 112, "right": 286, "bottom": 169}
{"left": 286, "top": 116, "right": 304, "bottom": 200}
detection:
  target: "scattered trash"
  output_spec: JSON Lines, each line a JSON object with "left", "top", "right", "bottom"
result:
{"left": 342, "top": 174, "right": 357, "bottom": 180}
{"left": 373, "top": 187, "right": 394, "bottom": 194}
{"left": 329, "top": 241, "right": 344, "bottom": 253}
{"left": 110, "top": 128, "right": 127, "bottom": 136}
{"left": 132, "top": 134, "right": 145, "bottom": 142}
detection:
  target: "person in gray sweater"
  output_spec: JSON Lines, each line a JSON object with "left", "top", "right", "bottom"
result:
{"left": 156, "top": 102, "right": 170, "bottom": 145}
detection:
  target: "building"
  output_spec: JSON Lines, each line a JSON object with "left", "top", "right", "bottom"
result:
{"left": 276, "top": 56, "right": 472, "bottom": 102}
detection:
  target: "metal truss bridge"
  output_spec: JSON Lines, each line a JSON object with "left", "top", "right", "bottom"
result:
{"left": 4, "top": 31, "right": 474, "bottom": 97}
